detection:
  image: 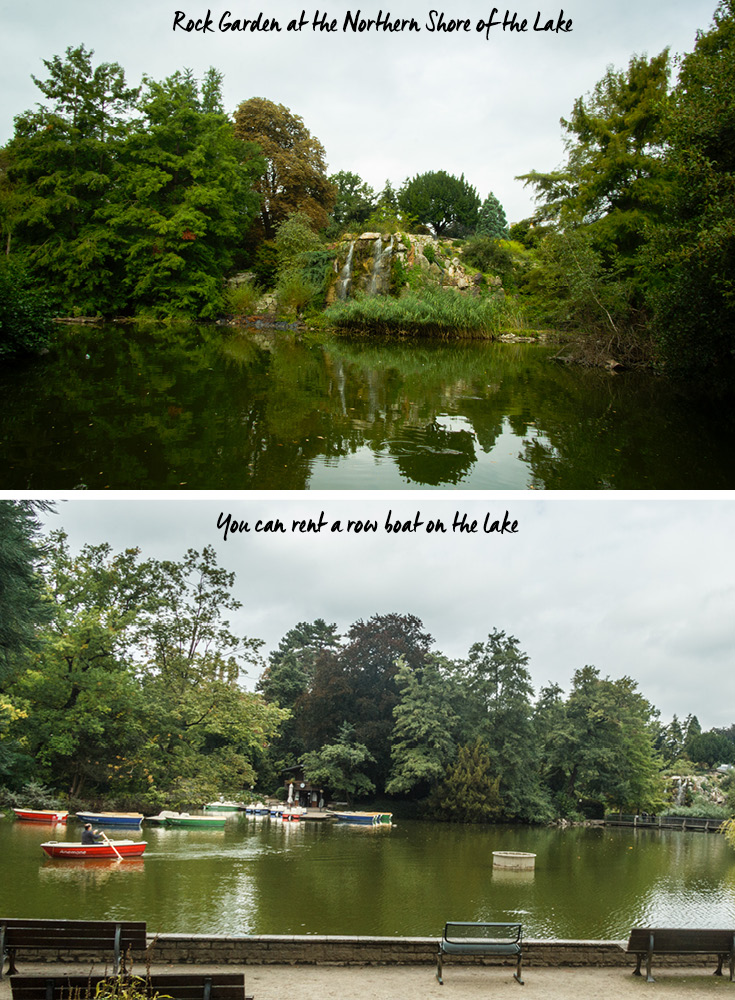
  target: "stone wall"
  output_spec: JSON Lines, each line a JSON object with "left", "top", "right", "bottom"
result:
{"left": 19, "top": 934, "right": 723, "bottom": 971}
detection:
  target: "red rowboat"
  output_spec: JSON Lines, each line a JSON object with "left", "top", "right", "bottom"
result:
{"left": 40, "top": 840, "right": 147, "bottom": 859}
{"left": 13, "top": 808, "right": 68, "bottom": 823}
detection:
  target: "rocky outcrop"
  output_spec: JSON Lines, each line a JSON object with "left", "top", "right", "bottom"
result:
{"left": 327, "top": 232, "right": 495, "bottom": 303}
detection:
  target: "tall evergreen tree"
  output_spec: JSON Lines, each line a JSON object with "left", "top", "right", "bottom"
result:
{"left": 4, "top": 45, "right": 139, "bottom": 312}
{"left": 110, "top": 69, "right": 264, "bottom": 318}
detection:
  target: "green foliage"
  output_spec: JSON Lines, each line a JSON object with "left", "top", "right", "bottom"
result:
{"left": 386, "top": 655, "right": 458, "bottom": 795}
{"left": 647, "top": 0, "right": 735, "bottom": 372}
{"left": 325, "top": 285, "right": 510, "bottom": 337}
{"left": 299, "top": 722, "right": 375, "bottom": 804}
{"left": 223, "top": 281, "right": 261, "bottom": 317}
{"left": 537, "top": 665, "right": 664, "bottom": 815}
{"left": 477, "top": 192, "right": 508, "bottom": 239}
{"left": 0, "top": 257, "right": 55, "bottom": 358}
{"left": 427, "top": 741, "right": 504, "bottom": 823}
{"left": 0, "top": 500, "right": 53, "bottom": 677}
{"left": 398, "top": 171, "right": 481, "bottom": 237}
{"left": 110, "top": 69, "right": 264, "bottom": 319}
{"left": 329, "top": 170, "right": 376, "bottom": 230}
{"left": 461, "top": 236, "right": 516, "bottom": 286}
{"left": 275, "top": 211, "right": 325, "bottom": 276}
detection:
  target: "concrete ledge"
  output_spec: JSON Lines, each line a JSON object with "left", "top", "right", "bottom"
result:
{"left": 14, "top": 934, "right": 729, "bottom": 972}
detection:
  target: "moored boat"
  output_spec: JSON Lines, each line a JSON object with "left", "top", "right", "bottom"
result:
{"left": 13, "top": 808, "right": 68, "bottom": 823}
{"left": 41, "top": 840, "right": 146, "bottom": 859}
{"left": 204, "top": 800, "right": 245, "bottom": 812}
{"left": 76, "top": 811, "right": 144, "bottom": 829}
{"left": 164, "top": 813, "right": 227, "bottom": 829}
{"left": 331, "top": 811, "right": 392, "bottom": 826}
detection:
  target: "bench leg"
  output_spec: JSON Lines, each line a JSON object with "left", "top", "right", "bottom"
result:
{"left": 714, "top": 954, "right": 724, "bottom": 977}
{"left": 646, "top": 943, "right": 655, "bottom": 984}
{"left": 436, "top": 949, "right": 443, "bottom": 985}
{"left": 5, "top": 948, "right": 18, "bottom": 977}
{"left": 514, "top": 954, "right": 524, "bottom": 986}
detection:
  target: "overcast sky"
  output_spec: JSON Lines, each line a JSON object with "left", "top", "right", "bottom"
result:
{"left": 23, "top": 494, "right": 735, "bottom": 732}
{"left": 0, "top": 0, "right": 720, "bottom": 223}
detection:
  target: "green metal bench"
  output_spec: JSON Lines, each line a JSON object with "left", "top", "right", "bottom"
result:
{"left": 626, "top": 927, "right": 735, "bottom": 983}
{"left": 8, "top": 974, "right": 251, "bottom": 1000}
{"left": 0, "top": 919, "right": 147, "bottom": 978}
{"left": 437, "top": 921, "right": 524, "bottom": 985}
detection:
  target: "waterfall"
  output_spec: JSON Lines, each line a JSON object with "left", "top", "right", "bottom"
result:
{"left": 367, "top": 235, "right": 394, "bottom": 296}
{"left": 336, "top": 241, "right": 355, "bottom": 299}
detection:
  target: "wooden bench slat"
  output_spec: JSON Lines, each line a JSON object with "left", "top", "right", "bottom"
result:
{"left": 1, "top": 920, "right": 147, "bottom": 978}
{"left": 9, "top": 973, "right": 247, "bottom": 1000}
{"left": 626, "top": 926, "right": 735, "bottom": 983}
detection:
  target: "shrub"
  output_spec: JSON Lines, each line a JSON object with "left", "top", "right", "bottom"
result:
{"left": 223, "top": 282, "right": 261, "bottom": 316}
{"left": 276, "top": 273, "right": 316, "bottom": 316}
{"left": 0, "top": 257, "right": 54, "bottom": 359}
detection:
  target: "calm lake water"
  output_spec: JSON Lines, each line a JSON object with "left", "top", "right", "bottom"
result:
{"left": 1, "top": 323, "right": 734, "bottom": 489}
{"left": 3, "top": 814, "right": 735, "bottom": 939}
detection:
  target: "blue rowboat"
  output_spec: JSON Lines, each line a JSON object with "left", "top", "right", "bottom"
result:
{"left": 76, "top": 811, "right": 144, "bottom": 829}
{"left": 331, "top": 811, "right": 392, "bottom": 826}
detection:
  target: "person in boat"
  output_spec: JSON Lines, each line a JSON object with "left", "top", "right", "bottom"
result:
{"left": 81, "top": 823, "right": 103, "bottom": 844}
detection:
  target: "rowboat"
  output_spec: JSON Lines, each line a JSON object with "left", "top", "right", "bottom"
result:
{"left": 204, "top": 801, "right": 245, "bottom": 812}
{"left": 331, "top": 811, "right": 393, "bottom": 826}
{"left": 13, "top": 808, "right": 68, "bottom": 823}
{"left": 41, "top": 840, "right": 147, "bottom": 859}
{"left": 76, "top": 811, "right": 144, "bottom": 829}
{"left": 164, "top": 814, "right": 227, "bottom": 829}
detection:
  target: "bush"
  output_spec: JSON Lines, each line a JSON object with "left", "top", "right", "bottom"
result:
{"left": 223, "top": 282, "right": 261, "bottom": 316}
{"left": 276, "top": 273, "right": 317, "bottom": 316}
{"left": 0, "top": 257, "right": 54, "bottom": 359}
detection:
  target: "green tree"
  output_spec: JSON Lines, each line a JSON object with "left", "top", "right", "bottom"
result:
{"left": 398, "top": 171, "right": 480, "bottom": 236}
{"left": 459, "top": 629, "right": 550, "bottom": 821}
{"left": 540, "top": 666, "right": 663, "bottom": 816}
{"left": 329, "top": 171, "right": 376, "bottom": 229}
{"left": 427, "top": 740, "right": 503, "bottom": 823}
{"left": 4, "top": 44, "right": 139, "bottom": 313}
{"left": 0, "top": 500, "right": 54, "bottom": 783}
{"left": 386, "top": 654, "right": 459, "bottom": 795}
{"left": 233, "top": 98, "right": 336, "bottom": 239}
{"left": 647, "top": 0, "right": 735, "bottom": 372}
{"left": 299, "top": 722, "right": 375, "bottom": 805}
{"left": 111, "top": 69, "right": 264, "bottom": 318}
{"left": 476, "top": 192, "right": 508, "bottom": 238}
{"left": 9, "top": 532, "right": 154, "bottom": 796}
{"left": 519, "top": 51, "right": 670, "bottom": 257}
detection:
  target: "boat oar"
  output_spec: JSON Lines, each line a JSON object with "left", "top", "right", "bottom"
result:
{"left": 100, "top": 830, "right": 123, "bottom": 862}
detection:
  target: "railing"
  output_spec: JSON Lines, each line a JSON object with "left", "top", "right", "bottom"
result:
{"left": 604, "top": 814, "right": 724, "bottom": 833}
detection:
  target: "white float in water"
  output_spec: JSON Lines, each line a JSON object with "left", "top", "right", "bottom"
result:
{"left": 492, "top": 851, "right": 536, "bottom": 870}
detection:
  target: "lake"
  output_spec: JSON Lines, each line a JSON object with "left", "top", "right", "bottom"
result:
{"left": 3, "top": 814, "right": 735, "bottom": 939}
{"left": 1, "top": 323, "right": 734, "bottom": 489}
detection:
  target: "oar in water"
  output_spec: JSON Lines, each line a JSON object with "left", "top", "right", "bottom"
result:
{"left": 100, "top": 830, "right": 123, "bottom": 861}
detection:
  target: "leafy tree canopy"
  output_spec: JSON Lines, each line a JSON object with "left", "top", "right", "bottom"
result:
{"left": 233, "top": 97, "right": 336, "bottom": 238}
{"left": 398, "top": 170, "right": 481, "bottom": 236}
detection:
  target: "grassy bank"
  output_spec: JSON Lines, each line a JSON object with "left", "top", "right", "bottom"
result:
{"left": 324, "top": 286, "right": 511, "bottom": 338}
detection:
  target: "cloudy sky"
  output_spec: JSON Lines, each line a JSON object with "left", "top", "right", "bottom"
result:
{"left": 24, "top": 494, "right": 735, "bottom": 732}
{"left": 0, "top": 0, "right": 720, "bottom": 222}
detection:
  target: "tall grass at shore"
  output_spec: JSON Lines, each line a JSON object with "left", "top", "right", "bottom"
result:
{"left": 324, "top": 287, "right": 510, "bottom": 337}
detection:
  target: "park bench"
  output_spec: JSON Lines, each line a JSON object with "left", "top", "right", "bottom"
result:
{"left": 437, "top": 921, "right": 524, "bottom": 985}
{"left": 8, "top": 973, "right": 251, "bottom": 1000}
{"left": 626, "top": 927, "right": 735, "bottom": 983}
{"left": 0, "top": 920, "right": 147, "bottom": 978}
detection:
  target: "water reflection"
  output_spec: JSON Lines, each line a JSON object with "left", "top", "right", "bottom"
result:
{"left": 1, "top": 325, "right": 734, "bottom": 488}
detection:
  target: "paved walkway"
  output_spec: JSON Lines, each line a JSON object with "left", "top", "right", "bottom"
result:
{"left": 2, "top": 962, "right": 732, "bottom": 1000}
